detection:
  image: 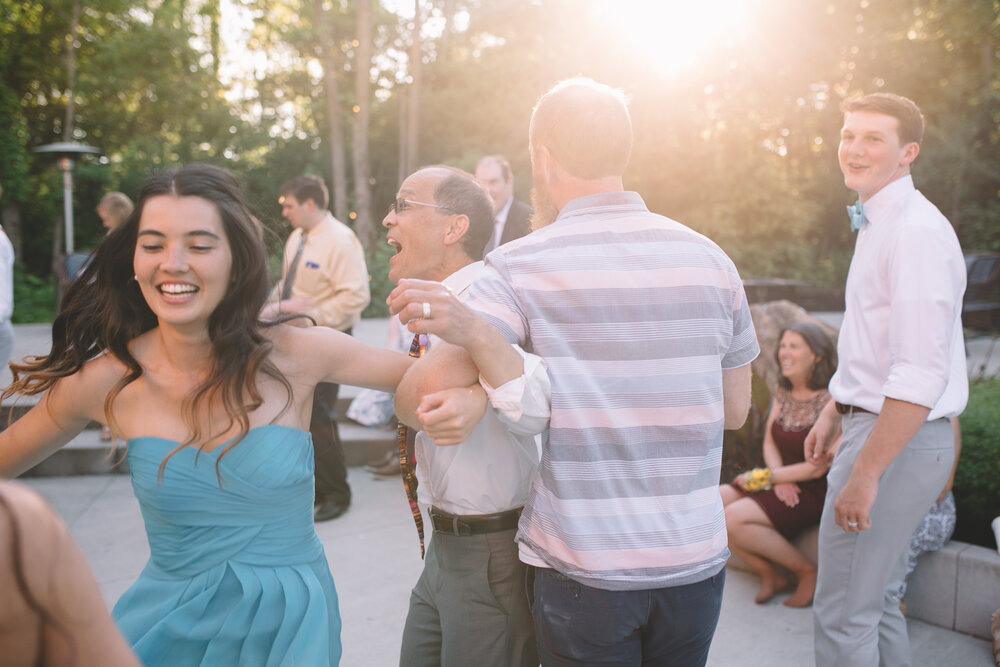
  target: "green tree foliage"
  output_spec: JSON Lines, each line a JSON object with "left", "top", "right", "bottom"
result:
{"left": 2, "top": 0, "right": 998, "bottom": 320}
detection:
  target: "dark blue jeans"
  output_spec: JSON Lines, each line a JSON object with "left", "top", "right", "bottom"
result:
{"left": 527, "top": 566, "right": 725, "bottom": 666}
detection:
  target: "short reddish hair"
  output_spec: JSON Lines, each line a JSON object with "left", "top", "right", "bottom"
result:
{"left": 842, "top": 93, "right": 924, "bottom": 145}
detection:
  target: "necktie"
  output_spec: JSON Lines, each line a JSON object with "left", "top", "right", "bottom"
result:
{"left": 279, "top": 232, "right": 307, "bottom": 300}
{"left": 483, "top": 217, "right": 503, "bottom": 256}
{"left": 397, "top": 332, "right": 428, "bottom": 557}
{"left": 847, "top": 200, "right": 866, "bottom": 232}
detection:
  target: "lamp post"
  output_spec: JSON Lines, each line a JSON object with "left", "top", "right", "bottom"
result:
{"left": 32, "top": 142, "right": 100, "bottom": 254}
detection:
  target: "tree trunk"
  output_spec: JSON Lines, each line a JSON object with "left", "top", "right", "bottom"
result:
{"left": 439, "top": 0, "right": 456, "bottom": 56}
{"left": 207, "top": 0, "right": 221, "bottom": 79}
{"left": 398, "top": 86, "right": 408, "bottom": 185}
{"left": 62, "top": 0, "right": 80, "bottom": 142}
{"left": 404, "top": 0, "right": 422, "bottom": 176}
{"left": 314, "top": 0, "right": 349, "bottom": 222}
{"left": 351, "top": 0, "right": 375, "bottom": 251}
{"left": 1, "top": 203, "right": 22, "bottom": 261}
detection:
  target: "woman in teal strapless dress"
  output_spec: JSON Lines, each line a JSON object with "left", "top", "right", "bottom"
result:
{"left": 0, "top": 164, "right": 417, "bottom": 666}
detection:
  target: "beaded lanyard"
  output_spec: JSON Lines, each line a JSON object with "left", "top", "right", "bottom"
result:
{"left": 397, "top": 333, "right": 428, "bottom": 557}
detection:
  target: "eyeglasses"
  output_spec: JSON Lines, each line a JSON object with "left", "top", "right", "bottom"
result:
{"left": 389, "top": 198, "right": 457, "bottom": 215}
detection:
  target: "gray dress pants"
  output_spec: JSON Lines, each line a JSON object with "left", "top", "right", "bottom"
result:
{"left": 813, "top": 413, "right": 953, "bottom": 667}
{"left": 399, "top": 527, "right": 537, "bottom": 667}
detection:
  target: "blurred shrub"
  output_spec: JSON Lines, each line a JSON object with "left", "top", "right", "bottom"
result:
{"left": 953, "top": 377, "right": 1000, "bottom": 549}
{"left": 12, "top": 265, "right": 55, "bottom": 323}
{"left": 361, "top": 242, "right": 393, "bottom": 319}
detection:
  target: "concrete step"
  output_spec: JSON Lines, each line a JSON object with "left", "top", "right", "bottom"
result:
{"left": 18, "top": 421, "right": 397, "bottom": 478}
{"left": 727, "top": 526, "right": 1000, "bottom": 642}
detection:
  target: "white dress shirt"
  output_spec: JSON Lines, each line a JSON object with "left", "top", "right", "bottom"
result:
{"left": 0, "top": 228, "right": 13, "bottom": 323}
{"left": 414, "top": 261, "right": 549, "bottom": 516}
{"left": 829, "top": 175, "right": 967, "bottom": 420}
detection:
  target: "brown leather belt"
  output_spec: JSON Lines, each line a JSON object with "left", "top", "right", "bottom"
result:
{"left": 429, "top": 506, "right": 522, "bottom": 536}
{"left": 836, "top": 402, "right": 874, "bottom": 416}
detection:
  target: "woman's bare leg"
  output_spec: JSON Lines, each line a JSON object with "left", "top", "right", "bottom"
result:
{"left": 725, "top": 497, "right": 816, "bottom": 606}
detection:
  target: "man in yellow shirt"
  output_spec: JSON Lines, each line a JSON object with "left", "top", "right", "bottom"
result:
{"left": 266, "top": 175, "right": 371, "bottom": 521}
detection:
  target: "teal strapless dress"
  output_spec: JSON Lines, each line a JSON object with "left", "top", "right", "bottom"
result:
{"left": 112, "top": 425, "right": 342, "bottom": 666}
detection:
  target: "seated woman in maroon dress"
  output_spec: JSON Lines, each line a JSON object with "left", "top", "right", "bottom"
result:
{"left": 720, "top": 320, "right": 838, "bottom": 607}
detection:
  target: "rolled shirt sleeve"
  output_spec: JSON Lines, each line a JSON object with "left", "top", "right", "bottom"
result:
{"left": 479, "top": 346, "right": 550, "bottom": 436}
{"left": 883, "top": 226, "right": 966, "bottom": 408}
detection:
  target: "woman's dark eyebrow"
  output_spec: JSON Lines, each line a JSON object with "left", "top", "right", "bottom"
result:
{"left": 136, "top": 229, "right": 222, "bottom": 240}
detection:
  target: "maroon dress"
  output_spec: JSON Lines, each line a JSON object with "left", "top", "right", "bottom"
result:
{"left": 730, "top": 388, "right": 830, "bottom": 540}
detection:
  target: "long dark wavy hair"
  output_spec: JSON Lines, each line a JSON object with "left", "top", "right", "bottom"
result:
{"left": 3, "top": 164, "right": 292, "bottom": 477}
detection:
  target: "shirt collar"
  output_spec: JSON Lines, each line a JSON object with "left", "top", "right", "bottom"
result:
{"left": 556, "top": 191, "right": 648, "bottom": 223}
{"left": 442, "top": 261, "right": 483, "bottom": 294}
{"left": 861, "top": 175, "right": 914, "bottom": 227}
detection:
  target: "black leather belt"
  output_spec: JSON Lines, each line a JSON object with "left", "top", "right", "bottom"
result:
{"left": 429, "top": 506, "right": 522, "bottom": 536}
{"left": 836, "top": 402, "right": 874, "bottom": 416}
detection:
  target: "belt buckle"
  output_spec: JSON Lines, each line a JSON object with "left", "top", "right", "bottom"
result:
{"left": 451, "top": 515, "right": 473, "bottom": 536}
{"left": 431, "top": 509, "right": 473, "bottom": 536}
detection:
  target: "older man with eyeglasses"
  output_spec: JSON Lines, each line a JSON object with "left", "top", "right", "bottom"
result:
{"left": 383, "top": 165, "right": 548, "bottom": 667}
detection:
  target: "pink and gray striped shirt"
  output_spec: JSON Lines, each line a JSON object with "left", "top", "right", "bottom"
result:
{"left": 468, "top": 191, "right": 759, "bottom": 591}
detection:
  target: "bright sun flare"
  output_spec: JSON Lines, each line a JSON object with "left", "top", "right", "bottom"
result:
{"left": 596, "top": 0, "right": 750, "bottom": 75}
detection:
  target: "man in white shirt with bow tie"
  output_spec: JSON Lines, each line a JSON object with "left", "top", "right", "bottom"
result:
{"left": 806, "top": 93, "right": 967, "bottom": 667}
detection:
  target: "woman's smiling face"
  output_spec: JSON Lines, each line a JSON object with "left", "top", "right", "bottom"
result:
{"left": 133, "top": 194, "right": 233, "bottom": 332}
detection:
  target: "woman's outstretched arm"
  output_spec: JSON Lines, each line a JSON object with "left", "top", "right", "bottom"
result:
{"left": 278, "top": 325, "right": 414, "bottom": 395}
{"left": 0, "top": 361, "right": 112, "bottom": 478}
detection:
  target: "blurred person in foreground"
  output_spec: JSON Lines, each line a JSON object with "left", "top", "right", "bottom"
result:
{"left": 805, "top": 92, "right": 967, "bottom": 666}
{"left": 0, "top": 480, "right": 139, "bottom": 666}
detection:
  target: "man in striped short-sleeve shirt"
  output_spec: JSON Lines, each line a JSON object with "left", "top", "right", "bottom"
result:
{"left": 390, "top": 78, "right": 758, "bottom": 666}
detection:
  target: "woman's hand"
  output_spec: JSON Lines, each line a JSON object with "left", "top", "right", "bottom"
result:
{"left": 733, "top": 472, "right": 750, "bottom": 492}
{"left": 773, "top": 482, "right": 801, "bottom": 508}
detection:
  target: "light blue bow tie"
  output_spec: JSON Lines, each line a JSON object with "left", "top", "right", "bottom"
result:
{"left": 847, "top": 200, "right": 866, "bottom": 232}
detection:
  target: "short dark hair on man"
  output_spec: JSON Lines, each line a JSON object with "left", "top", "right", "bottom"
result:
{"left": 280, "top": 174, "right": 330, "bottom": 209}
{"left": 428, "top": 166, "right": 494, "bottom": 262}
{"left": 842, "top": 93, "right": 924, "bottom": 145}
{"left": 476, "top": 155, "right": 512, "bottom": 183}
{"left": 530, "top": 77, "right": 633, "bottom": 180}
{"left": 775, "top": 320, "right": 838, "bottom": 392}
